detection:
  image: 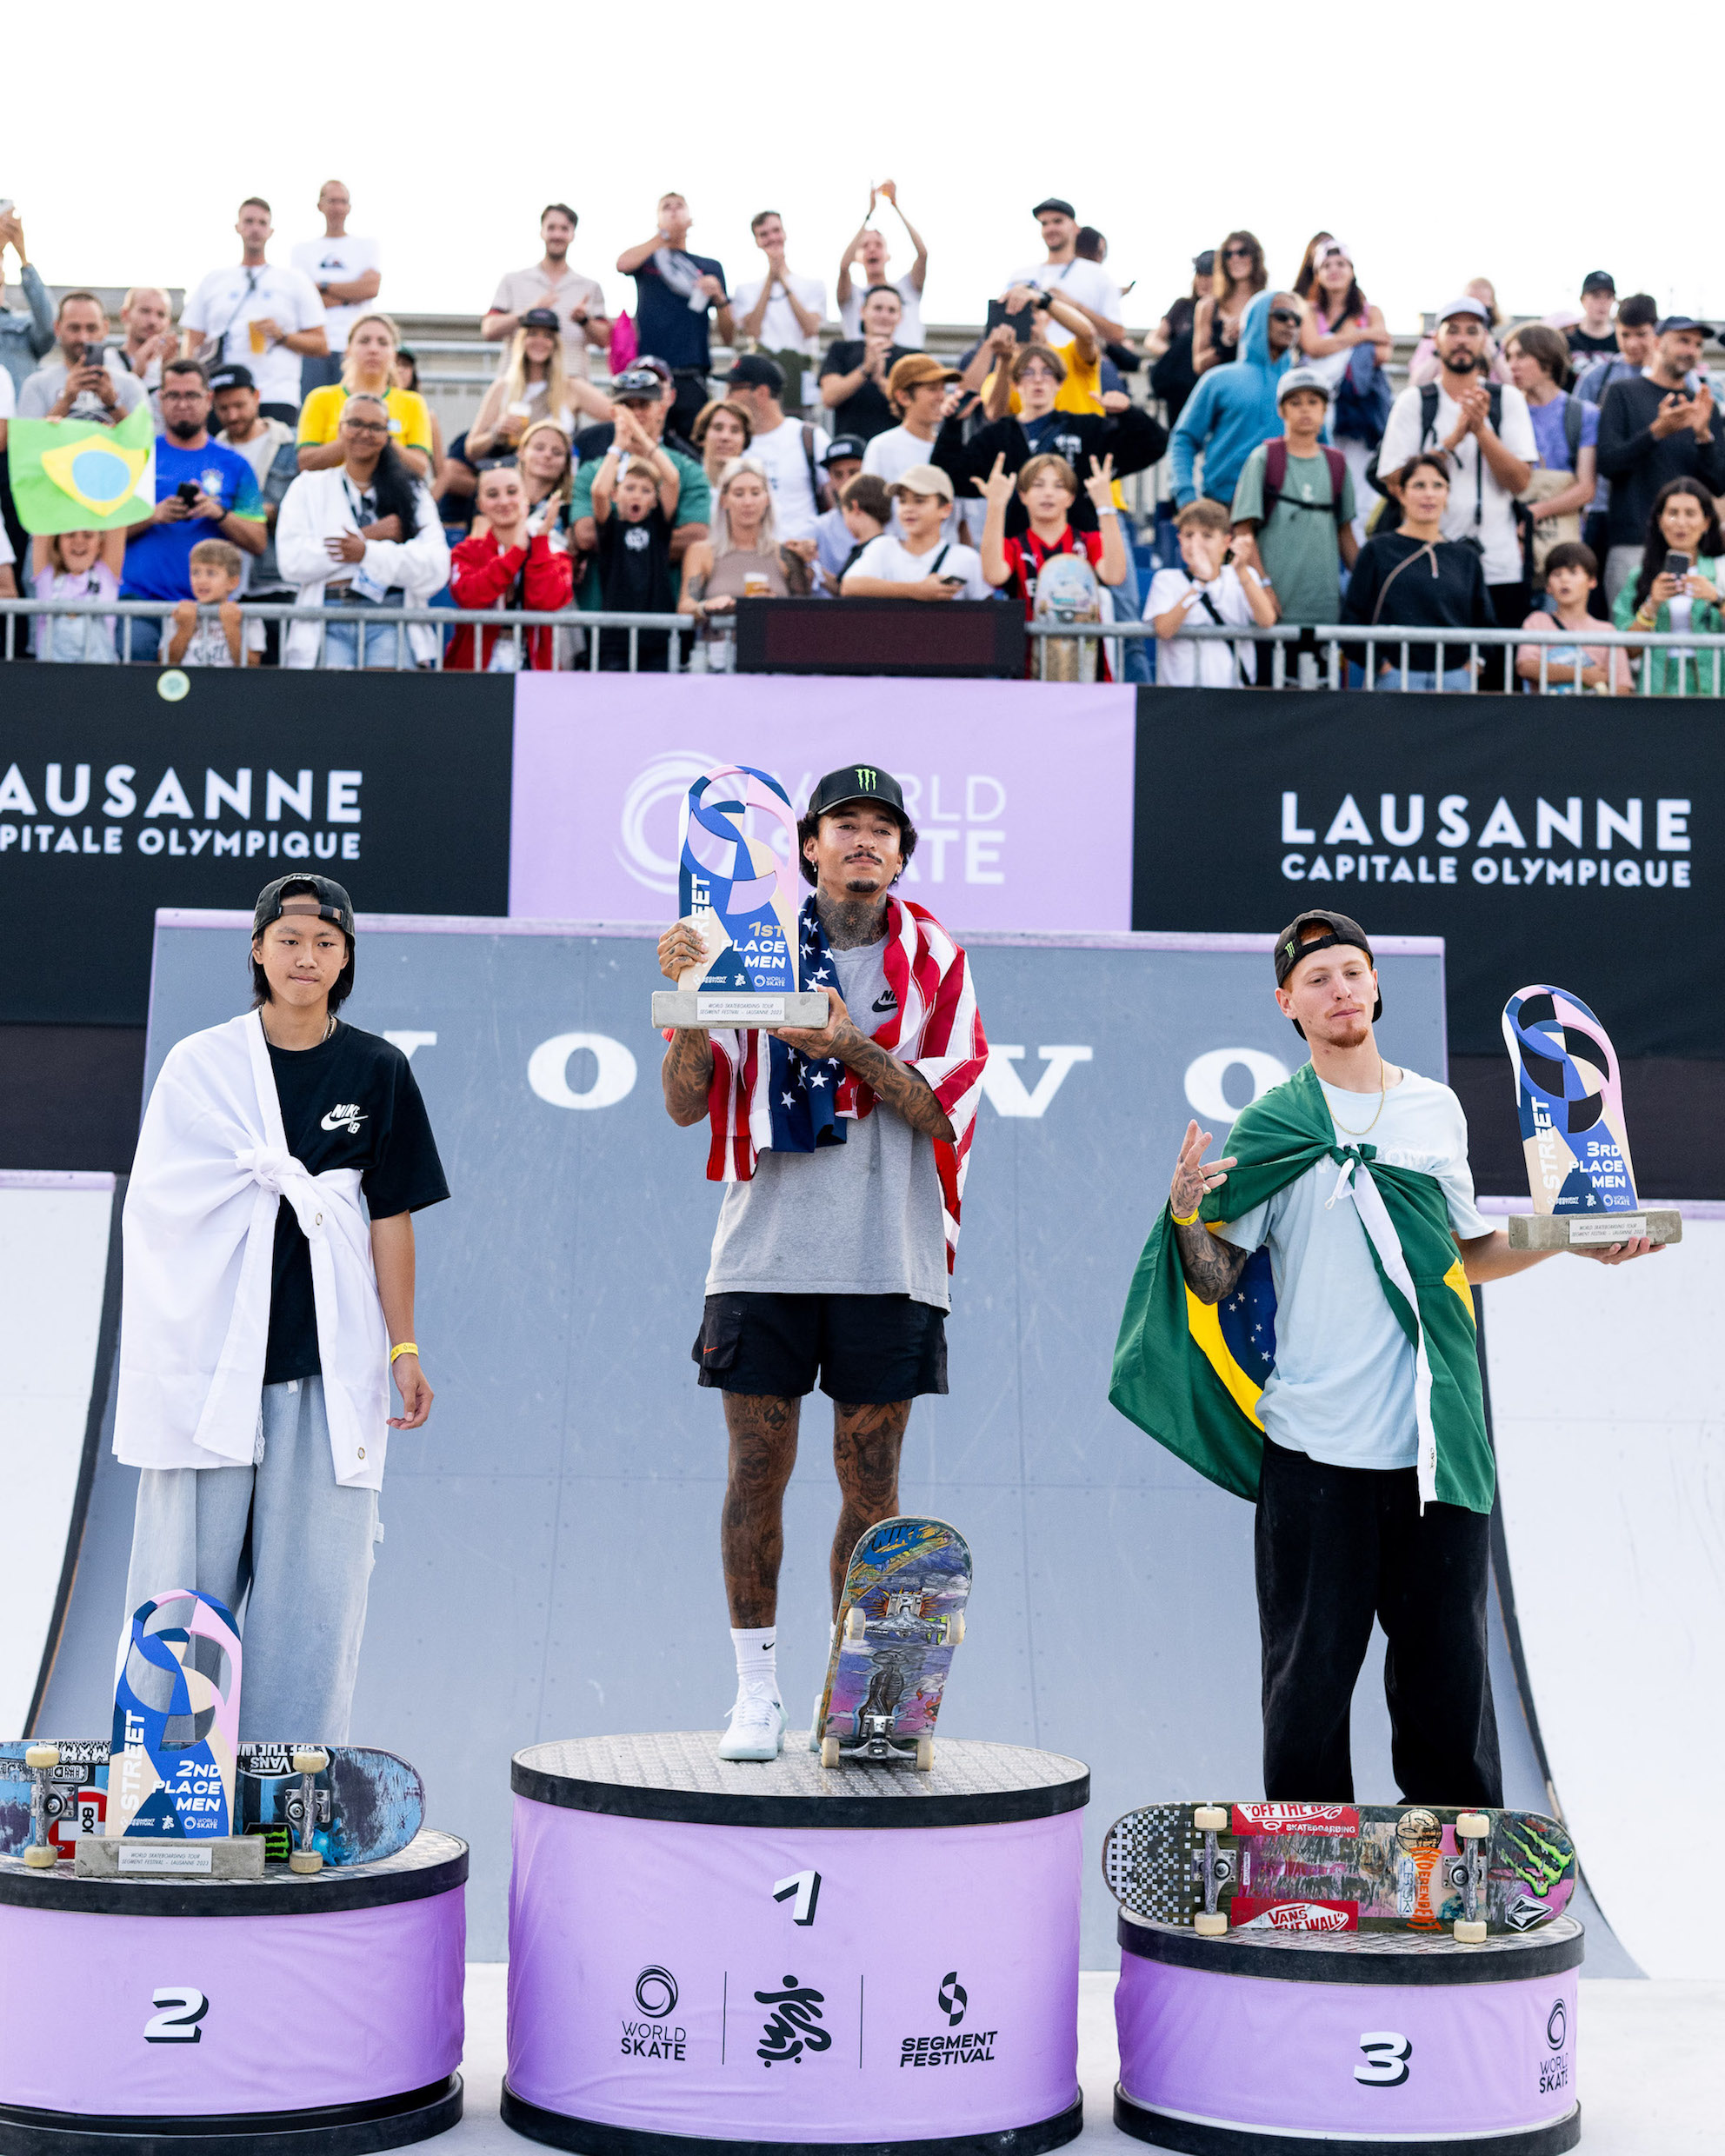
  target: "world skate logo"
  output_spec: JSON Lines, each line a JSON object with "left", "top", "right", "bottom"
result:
{"left": 756, "top": 1975, "right": 830, "bottom": 2066}
{"left": 1237, "top": 1900, "right": 1354, "bottom": 1933}
{"left": 1233, "top": 1802, "right": 1359, "bottom": 1835}
{"left": 320, "top": 1102, "right": 366, "bottom": 1134}
{"left": 619, "top": 1966, "right": 685, "bottom": 2062}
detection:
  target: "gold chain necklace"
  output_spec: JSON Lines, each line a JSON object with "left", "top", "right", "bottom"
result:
{"left": 1327, "top": 1056, "right": 1394, "bottom": 1137}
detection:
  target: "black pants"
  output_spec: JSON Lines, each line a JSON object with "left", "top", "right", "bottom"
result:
{"left": 1255, "top": 1437, "right": 1502, "bottom": 1807}
{"left": 1485, "top": 581, "right": 1528, "bottom": 689}
{"left": 669, "top": 369, "right": 711, "bottom": 442}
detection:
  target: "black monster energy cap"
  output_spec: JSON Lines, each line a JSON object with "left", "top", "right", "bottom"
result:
{"left": 252, "top": 874, "right": 356, "bottom": 942}
{"left": 1275, "top": 908, "right": 1382, "bottom": 1021}
{"left": 807, "top": 765, "right": 908, "bottom": 821}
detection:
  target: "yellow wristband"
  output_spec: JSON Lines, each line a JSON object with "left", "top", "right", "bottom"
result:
{"left": 1170, "top": 1203, "right": 1202, "bottom": 1228}
{"left": 390, "top": 1342, "right": 419, "bottom": 1363}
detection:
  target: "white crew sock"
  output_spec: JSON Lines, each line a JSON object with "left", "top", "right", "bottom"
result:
{"left": 731, "top": 1627, "right": 780, "bottom": 1704}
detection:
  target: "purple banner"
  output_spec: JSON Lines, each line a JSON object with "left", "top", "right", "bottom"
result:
{"left": 1116, "top": 1950, "right": 1577, "bottom": 2139}
{"left": 507, "top": 1797, "right": 1082, "bottom": 2140}
{"left": 0, "top": 1890, "right": 464, "bottom": 2116}
{"left": 508, "top": 675, "right": 1135, "bottom": 930}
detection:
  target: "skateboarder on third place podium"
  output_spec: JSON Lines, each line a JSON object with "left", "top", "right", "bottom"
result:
{"left": 114, "top": 875, "right": 450, "bottom": 1742}
{"left": 657, "top": 767, "right": 988, "bottom": 1763}
{"left": 1114, "top": 908, "right": 1657, "bottom": 1807}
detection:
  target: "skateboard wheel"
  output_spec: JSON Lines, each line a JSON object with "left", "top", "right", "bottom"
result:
{"left": 1454, "top": 1919, "right": 1487, "bottom": 1944}
{"left": 23, "top": 1844, "right": 58, "bottom": 1869}
{"left": 1193, "top": 1911, "right": 1228, "bottom": 1937}
{"left": 289, "top": 1849, "right": 324, "bottom": 1875}
{"left": 291, "top": 1748, "right": 330, "bottom": 1774}
{"left": 1455, "top": 1812, "right": 1490, "bottom": 1839}
{"left": 947, "top": 1612, "right": 966, "bottom": 1646}
{"left": 1194, "top": 1806, "right": 1229, "bottom": 1832}
{"left": 843, "top": 1607, "right": 866, "bottom": 1642}
{"left": 820, "top": 1737, "right": 840, "bottom": 1770}
{"left": 24, "top": 1745, "right": 59, "bottom": 1771}
{"left": 915, "top": 1735, "right": 935, "bottom": 1772}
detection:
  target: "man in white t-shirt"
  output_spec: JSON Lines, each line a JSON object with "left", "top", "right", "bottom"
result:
{"left": 733, "top": 211, "right": 828, "bottom": 416}
{"left": 1167, "top": 909, "right": 1655, "bottom": 1805}
{"left": 840, "top": 464, "right": 991, "bottom": 600}
{"left": 863, "top": 354, "right": 965, "bottom": 540}
{"left": 836, "top": 183, "right": 929, "bottom": 348}
{"left": 1005, "top": 196, "right": 1124, "bottom": 350}
{"left": 1376, "top": 296, "right": 1535, "bottom": 685}
{"left": 290, "top": 180, "right": 382, "bottom": 399}
{"left": 182, "top": 199, "right": 327, "bottom": 422}
{"left": 721, "top": 355, "right": 831, "bottom": 543}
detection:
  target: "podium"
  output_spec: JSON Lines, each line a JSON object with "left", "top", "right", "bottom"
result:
{"left": 0, "top": 1830, "right": 467, "bottom": 2153}
{"left": 503, "top": 1732, "right": 1088, "bottom": 2154}
{"left": 1114, "top": 1907, "right": 1582, "bottom": 2153}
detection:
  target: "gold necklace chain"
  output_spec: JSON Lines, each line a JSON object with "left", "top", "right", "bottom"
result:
{"left": 1327, "top": 1056, "right": 1394, "bottom": 1137}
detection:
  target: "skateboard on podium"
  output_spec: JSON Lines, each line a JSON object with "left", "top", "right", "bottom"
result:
{"left": 0, "top": 1741, "right": 423, "bottom": 1872}
{"left": 1102, "top": 1800, "right": 1578, "bottom": 1943}
{"left": 816, "top": 1517, "right": 971, "bottom": 1770}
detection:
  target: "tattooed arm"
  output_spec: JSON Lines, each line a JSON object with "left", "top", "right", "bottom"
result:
{"left": 774, "top": 991, "right": 956, "bottom": 1143}
{"left": 1169, "top": 1116, "right": 1249, "bottom": 1305}
{"left": 658, "top": 920, "right": 715, "bottom": 1127}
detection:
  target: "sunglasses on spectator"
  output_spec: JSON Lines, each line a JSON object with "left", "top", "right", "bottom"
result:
{"left": 1269, "top": 309, "right": 1302, "bottom": 326}
{"left": 1224, "top": 247, "right": 1255, "bottom": 261}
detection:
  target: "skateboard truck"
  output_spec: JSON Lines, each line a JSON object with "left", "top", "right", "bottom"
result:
{"left": 23, "top": 1745, "right": 62, "bottom": 1869}
{"left": 287, "top": 1749, "right": 331, "bottom": 1875}
{"left": 1192, "top": 1806, "right": 1233, "bottom": 1937}
{"left": 1450, "top": 1811, "right": 1490, "bottom": 1944}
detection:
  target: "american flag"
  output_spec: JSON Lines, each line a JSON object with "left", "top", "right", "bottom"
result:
{"left": 705, "top": 896, "right": 989, "bottom": 1274}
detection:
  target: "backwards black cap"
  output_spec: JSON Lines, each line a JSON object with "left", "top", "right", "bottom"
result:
{"left": 1275, "top": 909, "right": 1382, "bottom": 1033}
{"left": 253, "top": 874, "right": 356, "bottom": 942}
{"left": 807, "top": 764, "right": 908, "bottom": 820}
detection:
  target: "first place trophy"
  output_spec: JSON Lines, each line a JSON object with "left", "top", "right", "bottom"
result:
{"left": 1500, "top": 983, "right": 1682, "bottom": 1248}
{"left": 650, "top": 765, "right": 832, "bottom": 1030}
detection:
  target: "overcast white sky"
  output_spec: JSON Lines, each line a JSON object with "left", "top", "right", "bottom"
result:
{"left": 5, "top": 5, "right": 1701, "bottom": 338}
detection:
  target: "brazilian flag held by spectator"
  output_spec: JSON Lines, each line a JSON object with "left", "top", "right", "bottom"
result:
{"left": 8, "top": 405, "right": 156, "bottom": 533}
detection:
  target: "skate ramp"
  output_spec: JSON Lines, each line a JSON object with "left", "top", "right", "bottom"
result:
{"left": 32, "top": 915, "right": 1621, "bottom": 1966}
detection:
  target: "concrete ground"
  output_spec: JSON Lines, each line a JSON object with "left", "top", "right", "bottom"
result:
{"left": 446, "top": 1966, "right": 1718, "bottom": 2153}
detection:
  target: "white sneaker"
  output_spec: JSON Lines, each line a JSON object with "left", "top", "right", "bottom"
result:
{"left": 718, "top": 1693, "right": 785, "bottom": 1762}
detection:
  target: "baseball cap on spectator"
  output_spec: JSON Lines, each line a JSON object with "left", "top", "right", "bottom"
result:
{"left": 1657, "top": 315, "right": 1714, "bottom": 338}
{"left": 1438, "top": 296, "right": 1490, "bottom": 325}
{"left": 887, "top": 354, "right": 960, "bottom": 403}
{"left": 207, "top": 364, "right": 255, "bottom": 396}
{"left": 631, "top": 355, "right": 673, "bottom": 383}
{"left": 1276, "top": 366, "right": 1333, "bottom": 407}
{"left": 519, "top": 307, "right": 562, "bottom": 332}
{"left": 887, "top": 462, "right": 954, "bottom": 502}
{"left": 822, "top": 436, "right": 867, "bottom": 466}
{"left": 1031, "top": 197, "right": 1076, "bottom": 219}
{"left": 611, "top": 365, "right": 665, "bottom": 402}
{"left": 1581, "top": 271, "right": 1616, "bottom": 296}
{"left": 1194, "top": 250, "right": 1215, "bottom": 279}
{"left": 724, "top": 354, "right": 786, "bottom": 394}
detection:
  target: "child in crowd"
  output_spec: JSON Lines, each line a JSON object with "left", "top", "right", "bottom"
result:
{"left": 976, "top": 449, "right": 1129, "bottom": 675}
{"left": 165, "top": 539, "right": 262, "bottom": 667}
{"left": 824, "top": 472, "right": 890, "bottom": 592}
{"left": 811, "top": 436, "right": 867, "bottom": 593}
{"left": 1517, "top": 542, "right": 1632, "bottom": 693}
{"left": 590, "top": 434, "right": 682, "bottom": 672}
{"left": 1229, "top": 369, "right": 1356, "bottom": 628}
{"left": 840, "top": 464, "right": 991, "bottom": 597}
{"left": 1145, "top": 498, "right": 1277, "bottom": 685}
{"left": 30, "top": 529, "right": 127, "bottom": 664}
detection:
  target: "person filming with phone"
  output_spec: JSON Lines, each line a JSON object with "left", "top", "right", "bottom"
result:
{"left": 1612, "top": 475, "right": 1725, "bottom": 695}
{"left": 17, "top": 292, "right": 150, "bottom": 423}
{"left": 1595, "top": 316, "right": 1725, "bottom": 607}
{"left": 839, "top": 464, "right": 991, "bottom": 598}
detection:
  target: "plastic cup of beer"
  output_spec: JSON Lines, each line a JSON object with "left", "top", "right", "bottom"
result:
{"left": 248, "top": 320, "right": 267, "bottom": 356}
{"left": 743, "top": 573, "right": 771, "bottom": 599}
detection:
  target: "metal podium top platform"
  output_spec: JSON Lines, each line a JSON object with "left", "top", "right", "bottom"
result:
{"left": 513, "top": 1732, "right": 1089, "bottom": 1829}
{"left": 0, "top": 1827, "right": 467, "bottom": 1919}
{"left": 1119, "top": 1907, "right": 1585, "bottom": 1986}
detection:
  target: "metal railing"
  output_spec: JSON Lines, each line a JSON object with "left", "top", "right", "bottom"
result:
{"left": 5, "top": 597, "right": 1725, "bottom": 693}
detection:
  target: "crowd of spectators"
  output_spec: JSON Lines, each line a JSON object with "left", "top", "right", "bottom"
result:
{"left": 3, "top": 183, "right": 1722, "bottom": 691}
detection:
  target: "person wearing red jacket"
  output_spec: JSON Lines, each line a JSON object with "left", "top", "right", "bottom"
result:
{"left": 447, "top": 464, "right": 573, "bottom": 670}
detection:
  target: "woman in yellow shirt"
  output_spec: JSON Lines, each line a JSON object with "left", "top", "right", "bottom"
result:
{"left": 296, "top": 313, "right": 434, "bottom": 476}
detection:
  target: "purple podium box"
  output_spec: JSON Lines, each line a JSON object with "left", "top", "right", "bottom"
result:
{"left": 503, "top": 1732, "right": 1088, "bottom": 2156}
{"left": 0, "top": 1828, "right": 467, "bottom": 2155}
{"left": 1114, "top": 1906, "right": 1583, "bottom": 2155}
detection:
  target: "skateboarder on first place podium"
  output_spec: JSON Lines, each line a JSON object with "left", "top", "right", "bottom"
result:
{"left": 1112, "top": 908, "right": 1656, "bottom": 1807}
{"left": 657, "top": 767, "right": 989, "bottom": 1762}
{"left": 114, "top": 875, "right": 450, "bottom": 1740}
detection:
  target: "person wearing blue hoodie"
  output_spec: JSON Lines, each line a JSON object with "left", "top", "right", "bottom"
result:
{"left": 1169, "top": 289, "right": 1301, "bottom": 508}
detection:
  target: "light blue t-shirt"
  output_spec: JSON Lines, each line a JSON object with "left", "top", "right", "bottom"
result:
{"left": 1215, "top": 1071, "right": 1489, "bottom": 1472}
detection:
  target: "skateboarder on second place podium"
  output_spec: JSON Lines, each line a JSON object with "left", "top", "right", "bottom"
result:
{"left": 1113, "top": 908, "right": 1656, "bottom": 1807}
{"left": 657, "top": 767, "right": 989, "bottom": 1762}
{"left": 114, "top": 875, "right": 450, "bottom": 1741}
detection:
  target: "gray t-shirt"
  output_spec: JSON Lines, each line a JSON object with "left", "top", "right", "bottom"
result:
{"left": 704, "top": 941, "right": 950, "bottom": 1309}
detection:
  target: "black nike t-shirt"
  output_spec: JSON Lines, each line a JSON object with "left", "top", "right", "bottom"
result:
{"left": 263, "top": 1021, "right": 450, "bottom": 1384}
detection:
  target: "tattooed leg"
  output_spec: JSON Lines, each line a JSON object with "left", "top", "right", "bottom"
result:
{"left": 829, "top": 1399, "right": 912, "bottom": 1616}
{"left": 721, "top": 1393, "right": 802, "bottom": 1627}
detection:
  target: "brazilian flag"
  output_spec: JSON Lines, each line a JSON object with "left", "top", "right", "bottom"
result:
{"left": 8, "top": 404, "right": 156, "bottom": 533}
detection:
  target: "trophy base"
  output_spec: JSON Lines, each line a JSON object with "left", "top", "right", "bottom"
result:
{"left": 653, "top": 990, "right": 834, "bottom": 1031}
{"left": 1507, "top": 1210, "right": 1683, "bottom": 1249}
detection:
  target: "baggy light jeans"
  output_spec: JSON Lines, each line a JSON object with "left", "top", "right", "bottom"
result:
{"left": 123, "top": 1378, "right": 381, "bottom": 1742}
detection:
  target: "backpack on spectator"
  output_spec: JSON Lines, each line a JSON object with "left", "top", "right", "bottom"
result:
{"left": 1518, "top": 392, "right": 1587, "bottom": 582}
{"left": 1367, "top": 383, "right": 1505, "bottom": 539}
{"left": 1333, "top": 341, "right": 1394, "bottom": 447}
{"left": 1262, "top": 441, "right": 1349, "bottom": 525}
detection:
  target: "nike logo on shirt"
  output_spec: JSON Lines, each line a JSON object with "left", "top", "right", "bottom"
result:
{"left": 321, "top": 1103, "right": 367, "bottom": 1134}
{"left": 871, "top": 991, "right": 899, "bottom": 1013}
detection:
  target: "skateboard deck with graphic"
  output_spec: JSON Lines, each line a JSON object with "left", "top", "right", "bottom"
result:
{"left": 1102, "top": 1800, "right": 1577, "bottom": 1940}
{"left": 1031, "top": 551, "right": 1102, "bottom": 682}
{"left": 0, "top": 1741, "right": 423, "bottom": 1869}
{"left": 816, "top": 1518, "right": 971, "bottom": 1770}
